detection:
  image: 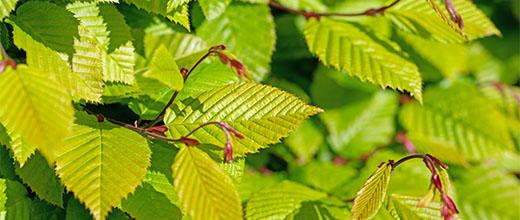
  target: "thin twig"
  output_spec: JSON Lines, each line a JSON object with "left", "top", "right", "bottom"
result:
{"left": 150, "top": 45, "right": 227, "bottom": 126}
{"left": 268, "top": 0, "right": 401, "bottom": 19}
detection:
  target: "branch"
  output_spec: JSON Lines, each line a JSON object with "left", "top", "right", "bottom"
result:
{"left": 268, "top": 0, "right": 401, "bottom": 19}
{"left": 150, "top": 45, "right": 251, "bottom": 127}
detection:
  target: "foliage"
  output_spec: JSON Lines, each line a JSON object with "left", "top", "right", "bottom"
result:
{"left": 0, "top": 0, "right": 518, "bottom": 220}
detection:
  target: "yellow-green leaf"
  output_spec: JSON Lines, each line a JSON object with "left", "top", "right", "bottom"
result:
{"left": 304, "top": 18, "right": 423, "bottom": 101}
{"left": 351, "top": 163, "right": 393, "bottom": 220}
{"left": 165, "top": 83, "right": 323, "bottom": 155}
{"left": 172, "top": 146, "right": 242, "bottom": 220}
{"left": 0, "top": 65, "right": 74, "bottom": 163}
{"left": 143, "top": 45, "right": 183, "bottom": 90}
{"left": 55, "top": 112, "right": 151, "bottom": 220}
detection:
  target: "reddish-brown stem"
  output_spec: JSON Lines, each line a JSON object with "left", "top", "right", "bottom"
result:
{"left": 268, "top": 0, "right": 401, "bottom": 19}
{"left": 150, "top": 45, "right": 227, "bottom": 126}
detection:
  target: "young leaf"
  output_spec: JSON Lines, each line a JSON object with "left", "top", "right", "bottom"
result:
{"left": 143, "top": 45, "right": 183, "bottom": 90}
{"left": 11, "top": 1, "right": 79, "bottom": 55}
{"left": 144, "top": 23, "right": 207, "bottom": 60}
{"left": 304, "top": 18, "right": 423, "bottom": 101}
{"left": 245, "top": 180, "right": 327, "bottom": 219}
{"left": 172, "top": 146, "right": 242, "bottom": 220}
{"left": 351, "top": 162, "right": 392, "bottom": 220}
{"left": 68, "top": 1, "right": 136, "bottom": 86}
{"left": 15, "top": 153, "right": 64, "bottom": 207}
{"left": 198, "top": 0, "right": 232, "bottom": 20}
{"left": 10, "top": 23, "right": 104, "bottom": 103}
{"left": 387, "top": 194, "right": 443, "bottom": 220}
{"left": 197, "top": 3, "right": 276, "bottom": 81}
{"left": 386, "top": 0, "right": 465, "bottom": 43}
{"left": 55, "top": 112, "right": 151, "bottom": 220}
{"left": 165, "top": 83, "right": 323, "bottom": 155}
{"left": 0, "top": 0, "right": 18, "bottom": 20}
{"left": 399, "top": 82, "right": 514, "bottom": 163}
{"left": 0, "top": 66, "right": 74, "bottom": 163}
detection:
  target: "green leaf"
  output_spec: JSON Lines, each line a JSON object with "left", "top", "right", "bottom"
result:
{"left": 165, "top": 83, "right": 323, "bottom": 155}
{"left": 65, "top": 198, "right": 92, "bottom": 220}
{"left": 198, "top": 0, "right": 231, "bottom": 20}
{"left": 103, "top": 42, "right": 136, "bottom": 85}
{"left": 304, "top": 18, "right": 423, "bottom": 101}
{"left": 172, "top": 146, "right": 242, "bottom": 220}
{"left": 10, "top": 22, "right": 104, "bottom": 103}
{"left": 144, "top": 23, "right": 207, "bottom": 59}
{"left": 351, "top": 162, "right": 392, "bottom": 220}
{"left": 289, "top": 161, "right": 357, "bottom": 193}
{"left": 15, "top": 153, "right": 64, "bottom": 207}
{"left": 123, "top": 0, "right": 191, "bottom": 30}
{"left": 55, "top": 112, "right": 151, "bottom": 220}
{"left": 30, "top": 199, "right": 66, "bottom": 220}
{"left": 387, "top": 0, "right": 500, "bottom": 42}
{"left": 98, "top": 4, "right": 133, "bottom": 53}
{"left": 455, "top": 165, "right": 520, "bottom": 219}
{"left": 120, "top": 183, "right": 182, "bottom": 220}
{"left": 277, "top": 0, "right": 328, "bottom": 11}
{"left": 3, "top": 179, "right": 32, "bottom": 220}
{"left": 387, "top": 194, "right": 443, "bottom": 220}
{"left": 68, "top": 1, "right": 136, "bottom": 86}
{"left": 386, "top": 0, "right": 464, "bottom": 43}
{"left": 143, "top": 45, "right": 183, "bottom": 90}
{"left": 245, "top": 180, "right": 327, "bottom": 219}
{"left": 11, "top": 1, "right": 78, "bottom": 55}
{"left": 197, "top": 3, "right": 276, "bottom": 81}
{"left": 399, "top": 82, "right": 515, "bottom": 164}
{"left": 284, "top": 120, "right": 324, "bottom": 163}
{"left": 321, "top": 91, "right": 398, "bottom": 158}
{"left": 0, "top": 65, "right": 74, "bottom": 163}
{"left": 0, "top": 0, "right": 18, "bottom": 20}
{"left": 286, "top": 200, "right": 352, "bottom": 220}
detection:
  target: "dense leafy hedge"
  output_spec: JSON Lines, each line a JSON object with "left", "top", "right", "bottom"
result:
{"left": 0, "top": 0, "right": 518, "bottom": 220}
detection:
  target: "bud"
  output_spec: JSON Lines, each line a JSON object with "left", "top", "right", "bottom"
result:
{"left": 218, "top": 122, "right": 244, "bottom": 139}
{"left": 180, "top": 136, "right": 200, "bottom": 146}
{"left": 230, "top": 59, "right": 250, "bottom": 80}
{"left": 395, "top": 132, "right": 416, "bottom": 153}
{"left": 218, "top": 52, "right": 231, "bottom": 65}
{"left": 96, "top": 114, "right": 105, "bottom": 123}
{"left": 445, "top": 0, "right": 464, "bottom": 29}
{"left": 145, "top": 125, "right": 169, "bottom": 135}
{"left": 432, "top": 173, "right": 443, "bottom": 191}
{"left": 426, "top": 154, "right": 448, "bottom": 169}
{"left": 441, "top": 193, "right": 459, "bottom": 213}
{"left": 224, "top": 142, "right": 233, "bottom": 164}
{"left": 0, "top": 57, "right": 16, "bottom": 73}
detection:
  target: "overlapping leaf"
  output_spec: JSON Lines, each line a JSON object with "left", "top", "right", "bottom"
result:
{"left": 11, "top": 23, "right": 104, "bottom": 103}
{"left": 351, "top": 162, "right": 392, "bottom": 220}
{"left": 173, "top": 146, "right": 242, "bottom": 220}
{"left": 0, "top": 66, "right": 74, "bottom": 163}
{"left": 15, "top": 153, "right": 64, "bottom": 207}
{"left": 304, "top": 18, "right": 423, "bottom": 101}
{"left": 123, "top": 0, "right": 191, "bottom": 29}
{"left": 11, "top": 1, "right": 79, "bottom": 55}
{"left": 55, "top": 112, "right": 151, "bottom": 220}
{"left": 455, "top": 165, "right": 520, "bottom": 219}
{"left": 197, "top": 3, "right": 276, "bottom": 81}
{"left": 1, "top": 179, "right": 32, "bottom": 220}
{"left": 399, "top": 82, "right": 514, "bottom": 164}
{"left": 387, "top": 0, "right": 500, "bottom": 43}
{"left": 198, "top": 0, "right": 231, "bottom": 20}
{"left": 387, "top": 194, "right": 443, "bottom": 220}
{"left": 165, "top": 83, "right": 323, "bottom": 155}
{"left": 0, "top": 0, "right": 17, "bottom": 20}
{"left": 245, "top": 180, "right": 327, "bottom": 219}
